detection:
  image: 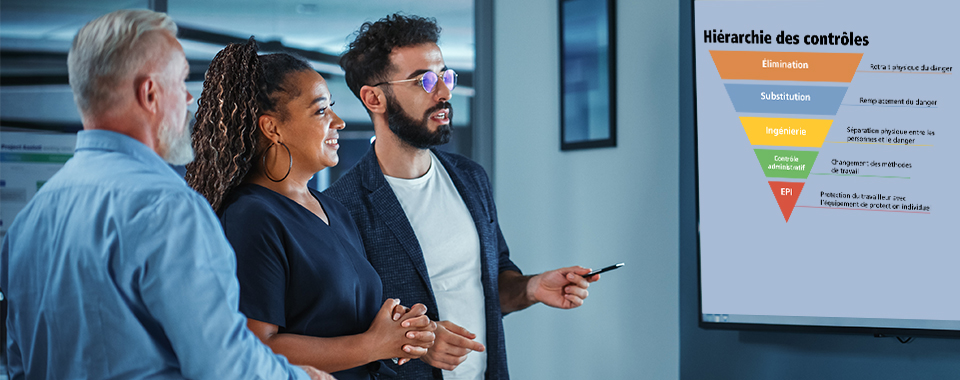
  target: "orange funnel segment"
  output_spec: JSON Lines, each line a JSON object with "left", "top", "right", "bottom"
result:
{"left": 710, "top": 50, "right": 863, "bottom": 82}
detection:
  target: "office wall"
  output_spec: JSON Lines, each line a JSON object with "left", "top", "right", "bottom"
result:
{"left": 678, "top": 1, "right": 960, "bottom": 379}
{"left": 493, "top": 0, "right": 679, "bottom": 379}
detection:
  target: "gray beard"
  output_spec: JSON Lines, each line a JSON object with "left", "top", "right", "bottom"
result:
{"left": 159, "top": 111, "right": 195, "bottom": 165}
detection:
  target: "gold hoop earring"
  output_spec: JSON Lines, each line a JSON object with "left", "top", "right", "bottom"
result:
{"left": 262, "top": 141, "right": 292, "bottom": 182}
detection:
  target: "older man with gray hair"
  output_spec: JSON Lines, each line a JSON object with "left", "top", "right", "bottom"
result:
{"left": 0, "top": 9, "right": 331, "bottom": 380}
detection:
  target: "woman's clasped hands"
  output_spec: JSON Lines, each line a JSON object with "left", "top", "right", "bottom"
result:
{"left": 365, "top": 298, "right": 436, "bottom": 365}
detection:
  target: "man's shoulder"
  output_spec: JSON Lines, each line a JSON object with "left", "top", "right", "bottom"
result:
{"left": 433, "top": 149, "right": 491, "bottom": 186}
{"left": 324, "top": 163, "right": 366, "bottom": 206}
{"left": 103, "top": 180, "right": 212, "bottom": 224}
{"left": 39, "top": 155, "right": 196, "bottom": 201}
{"left": 434, "top": 149, "right": 482, "bottom": 171}
{"left": 104, "top": 164, "right": 207, "bottom": 208}
{"left": 324, "top": 144, "right": 380, "bottom": 205}
{"left": 6, "top": 164, "right": 216, "bottom": 255}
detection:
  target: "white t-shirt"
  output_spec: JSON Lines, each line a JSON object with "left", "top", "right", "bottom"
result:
{"left": 384, "top": 151, "right": 487, "bottom": 380}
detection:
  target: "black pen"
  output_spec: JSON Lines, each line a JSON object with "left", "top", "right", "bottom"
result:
{"left": 582, "top": 262, "right": 624, "bottom": 278}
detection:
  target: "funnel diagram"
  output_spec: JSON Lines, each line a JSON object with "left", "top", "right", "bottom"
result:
{"left": 710, "top": 51, "right": 863, "bottom": 222}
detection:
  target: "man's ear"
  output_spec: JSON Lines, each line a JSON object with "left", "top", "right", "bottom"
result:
{"left": 359, "top": 85, "right": 387, "bottom": 115}
{"left": 258, "top": 114, "right": 281, "bottom": 143}
{"left": 136, "top": 75, "right": 159, "bottom": 115}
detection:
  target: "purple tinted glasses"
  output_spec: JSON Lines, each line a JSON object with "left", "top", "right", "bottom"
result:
{"left": 373, "top": 69, "right": 457, "bottom": 93}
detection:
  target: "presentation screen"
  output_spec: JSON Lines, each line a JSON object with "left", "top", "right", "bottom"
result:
{"left": 693, "top": 0, "right": 958, "bottom": 336}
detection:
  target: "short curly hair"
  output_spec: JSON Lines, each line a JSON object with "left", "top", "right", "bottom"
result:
{"left": 340, "top": 13, "right": 441, "bottom": 102}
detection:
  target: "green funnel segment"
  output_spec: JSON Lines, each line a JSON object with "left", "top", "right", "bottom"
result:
{"left": 754, "top": 149, "right": 819, "bottom": 179}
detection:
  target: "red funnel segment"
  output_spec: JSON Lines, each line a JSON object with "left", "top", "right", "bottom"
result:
{"left": 769, "top": 181, "right": 805, "bottom": 222}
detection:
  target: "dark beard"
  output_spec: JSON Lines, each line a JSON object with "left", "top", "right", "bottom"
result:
{"left": 385, "top": 93, "right": 453, "bottom": 150}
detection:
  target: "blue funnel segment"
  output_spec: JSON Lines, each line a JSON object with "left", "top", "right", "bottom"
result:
{"left": 724, "top": 84, "right": 848, "bottom": 116}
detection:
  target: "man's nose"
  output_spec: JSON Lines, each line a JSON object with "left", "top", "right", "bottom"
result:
{"left": 434, "top": 77, "right": 452, "bottom": 102}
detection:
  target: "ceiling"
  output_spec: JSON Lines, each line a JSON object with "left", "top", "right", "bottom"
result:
{"left": 0, "top": 0, "right": 476, "bottom": 128}
{"left": 1, "top": 0, "right": 475, "bottom": 71}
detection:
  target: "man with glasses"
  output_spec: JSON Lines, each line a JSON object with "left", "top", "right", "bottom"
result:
{"left": 325, "top": 14, "right": 597, "bottom": 380}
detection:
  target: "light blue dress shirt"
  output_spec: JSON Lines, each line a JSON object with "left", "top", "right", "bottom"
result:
{"left": 0, "top": 130, "right": 309, "bottom": 380}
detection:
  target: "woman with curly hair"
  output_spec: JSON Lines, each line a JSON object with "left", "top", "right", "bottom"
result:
{"left": 185, "top": 38, "right": 435, "bottom": 380}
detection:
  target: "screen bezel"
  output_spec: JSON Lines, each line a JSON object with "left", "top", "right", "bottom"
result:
{"left": 689, "top": 0, "right": 960, "bottom": 339}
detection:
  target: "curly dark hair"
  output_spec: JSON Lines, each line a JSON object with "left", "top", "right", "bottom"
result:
{"left": 185, "top": 38, "right": 312, "bottom": 212}
{"left": 340, "top": 13, "right": 441, "bottom": 102}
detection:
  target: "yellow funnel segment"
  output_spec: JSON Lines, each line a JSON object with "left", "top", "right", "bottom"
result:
{"left": 740, "top": 117, "right": 833, "bottom": 147}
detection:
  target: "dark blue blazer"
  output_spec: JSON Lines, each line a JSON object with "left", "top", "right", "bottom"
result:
{"left": 324, "top": 144, "right": 520, "bottom": 380}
